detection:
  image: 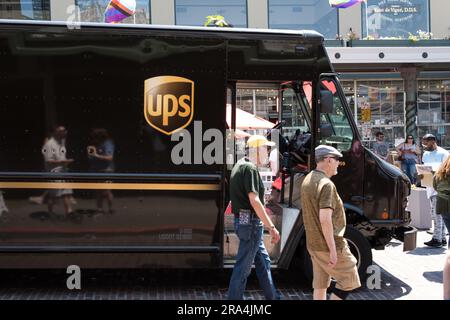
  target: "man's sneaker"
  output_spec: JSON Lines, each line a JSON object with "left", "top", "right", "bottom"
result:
{"left": 424, "top": 238, "right": 444, "bottom": 247}
{"left": 442, "top": 238, "right": 447, "bottom": 246}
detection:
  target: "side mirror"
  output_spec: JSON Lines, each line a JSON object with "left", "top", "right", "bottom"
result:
{"left": 320, "top": 90, "right": 334, "bottom": 114}
{"left": 320, "top": 123, "right": 333, "bottom": 138}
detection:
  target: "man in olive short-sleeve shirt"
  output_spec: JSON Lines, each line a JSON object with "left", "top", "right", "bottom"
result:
{"left": 300, "top": 145, "right": 361, "bottom": 300}
{"left": 301, "top": 170, "right": 347, "bottom": 252}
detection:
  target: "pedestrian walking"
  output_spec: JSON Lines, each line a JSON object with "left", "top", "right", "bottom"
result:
{"left": 422, "top": 133, "right": 449, "bottom": 247}
{"left": 42, "top": 125, "right": 75, "bottom": 216}
{"left": 444, "top": 250, "right": 450, "bottom": 300}
{"left": 88, "top": 128, "right": 115, "bottom": 213}
{"left": 300, "top": 145, "right": 361, "bottom": 300}
{"left": 227, "top": 135, "right": 281, "bottom": 300}
{"left": 432, "top": 156, "right": 450, "bottom": 299}
{"left": 0, "top": 190, "right": 8, "bottom": 216}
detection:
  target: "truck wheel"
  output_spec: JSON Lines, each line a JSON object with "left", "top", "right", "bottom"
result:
{"left": 344, "top": 225, "right": 372, "bottom": 280}
{"left": 299, "top": 225, "right": 372, "bottom": 285}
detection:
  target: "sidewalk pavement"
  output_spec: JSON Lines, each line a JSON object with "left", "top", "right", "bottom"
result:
{"left": 371, "top": 230, "right": 447, "bottom": 300}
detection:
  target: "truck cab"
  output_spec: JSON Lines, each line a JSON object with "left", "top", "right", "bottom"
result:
{"left": 224, "top": 76, "right": 416, "bottom": 279}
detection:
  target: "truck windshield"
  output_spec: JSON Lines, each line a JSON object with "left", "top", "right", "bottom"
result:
{"left": 300, "top": 79, "right": 354, "bottom": 152}
{"left": 281, "top": 86, "right": 311, "bottom": 136}
{"left": 319, "top": 79, "right": 354, "bottom": 152}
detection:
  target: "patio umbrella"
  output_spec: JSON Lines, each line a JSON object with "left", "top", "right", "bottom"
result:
{"left": 226, "top": 105, "right": 275, "bottom": 130}
{"left": 234, "top": 129, "right": 251, "bottom": 138}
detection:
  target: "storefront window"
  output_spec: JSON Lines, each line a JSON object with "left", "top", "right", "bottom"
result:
{"left": 175, "top": 0, "right": 247, "bottom": 27}
{"left": 268, "top": 0, "right": 338, "bottom": 39}
{"left": 362, "top": 0, "right": 430, "bottom": 39}
{"left": 76, "top": 0, "right": 150, "bottom": 24}
{"left": 0, "top": 0, "right": 50, "bottom": 20}
{"left": 342, "top": 79, "right": 405, "bottom": 149}
{"left": 417, "top": 79, "right": 450, "bottom": 149}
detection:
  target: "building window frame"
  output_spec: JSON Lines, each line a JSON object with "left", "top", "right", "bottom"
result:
{"left": 174, "top": 0, "right": 248, "bottom": 28}
{"left": 417, "top": 78, "right": 450, "bottom": 149}
{"left": 361, "top": 0, "right": 431, "bottom": 39}
{"left": 342, "top": 78, "right": 406, "bottom": 149}
{"left": 267, "top": 0, "right": 339, "bottom": 39}
{"left": 0, "top": 0, "right": 51, "bottom": 20}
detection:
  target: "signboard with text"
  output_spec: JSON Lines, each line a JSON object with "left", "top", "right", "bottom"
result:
{"left": 362, "top": 0, "right": 429, "bottom": 39}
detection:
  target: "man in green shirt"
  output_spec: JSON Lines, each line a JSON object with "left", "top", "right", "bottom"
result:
{"left": 300, "top": 145, "right": 360, "bottom": 300}
{"left": 227, "top": 135, "right": 281, "bottom": 300}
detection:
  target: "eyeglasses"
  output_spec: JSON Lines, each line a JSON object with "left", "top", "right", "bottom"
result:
{"left": 324, "top": 156, "right": 339, "bottom": 161}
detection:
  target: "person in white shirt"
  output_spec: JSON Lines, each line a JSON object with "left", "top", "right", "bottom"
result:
{"left": 269, "top": 147, "right": 279, "bottom": 177}
{"left": 0, "top": 191, "right": 8, "bottom": 216}
{"left": 421, "top": 133, "right": 449, "bottom": 247}
{"left": 42, "top": 126, "right": 74, "bottom": 216}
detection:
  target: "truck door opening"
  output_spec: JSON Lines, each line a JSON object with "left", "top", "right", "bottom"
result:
{"left": 223, "top": 81, "right": 313, "bottom": 266}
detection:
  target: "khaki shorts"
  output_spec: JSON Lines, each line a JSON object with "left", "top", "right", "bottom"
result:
{"left": 308, "top": 245, "right": 361, "bottom": 291}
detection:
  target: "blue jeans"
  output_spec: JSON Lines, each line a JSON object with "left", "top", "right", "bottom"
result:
{"left": 401, "top": 159, "right": 417, "bottom": 184}
{"left": 443, "top": 214, "right": 450, "bottom": 248}
{"left": 227, "top": 217, "right": 280, "bottom": 300}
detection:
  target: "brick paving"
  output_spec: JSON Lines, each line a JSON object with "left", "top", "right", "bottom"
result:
{"left": 0, "top": 231, "right": 447, "bottom": 300}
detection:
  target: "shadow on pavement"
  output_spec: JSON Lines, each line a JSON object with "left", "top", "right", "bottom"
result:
{"left": 0, "top": 264, "right": 413, "bottom": 300}
{"left": 406, "top": 246, "right": 447, "bottom": 256}
{"left": 350, "top": 262, "right": 412, "bottom": 300}
{"left": 385, "top": 242, "right": 402, "bottom": 248}
{"left": 423, "top": 271, "right": 443, "bottom": 284}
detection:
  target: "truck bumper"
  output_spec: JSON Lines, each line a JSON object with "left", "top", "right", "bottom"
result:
{"left": 393, "top": 225, "right": 417, "bottom": 251}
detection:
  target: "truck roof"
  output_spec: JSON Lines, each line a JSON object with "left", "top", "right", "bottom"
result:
{"left": 0, "top": 19, "right": 324, "bottom": 42}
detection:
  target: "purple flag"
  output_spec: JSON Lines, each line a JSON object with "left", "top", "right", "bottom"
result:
{"left": 104, "top": 0, "right": 136, "bottom": 24}
{"left": 329, "top": 0, "right": 365, "bottom": 9}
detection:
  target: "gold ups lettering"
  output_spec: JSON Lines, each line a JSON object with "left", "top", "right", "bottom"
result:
{"left": 144, "top": 76, "right": 194, "bottom": 135}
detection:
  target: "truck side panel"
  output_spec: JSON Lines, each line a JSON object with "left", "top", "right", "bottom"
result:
{"left": 0, "top": 25, "right": 226, "bottom": 268}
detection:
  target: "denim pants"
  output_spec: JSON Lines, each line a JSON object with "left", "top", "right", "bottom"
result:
{"left": 227, "top": 217, "right": 279, "bottom": 300}
{"left": 401, "top": 159, "right": 417, "bottom": 184}
{"left": 430, "top": 196, "right": 448, "bottom": 242}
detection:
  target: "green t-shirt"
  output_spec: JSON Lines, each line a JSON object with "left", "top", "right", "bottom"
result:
{"left": 300, "top": 170, "right": 347, "bottom": 252}
{"left": 230, "top": 158, "right": 265, "bottom": 215}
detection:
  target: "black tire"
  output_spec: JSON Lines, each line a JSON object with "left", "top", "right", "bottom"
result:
{"left": 344, "top": 225, "right": 372, "bottom": 281}
{"left": 298, "top": 225, "right": 373, "bottom": 285}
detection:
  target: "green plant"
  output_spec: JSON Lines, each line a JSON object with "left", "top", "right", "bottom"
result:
{"left": 204, "top": 15, "right": 231, "bottom": 27}
{"left": 417, "top": 30, "right": 433, "bottom": 40}
{"left": 408, "top": 30, "right": 433, "bottom": 42}
{"left": 408, "top": 33, "right": 419, "bottom": 42}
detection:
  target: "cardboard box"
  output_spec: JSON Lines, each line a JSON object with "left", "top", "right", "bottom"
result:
{"left": 416, "top": 165, "right": 433, "bottom": 188}
{"left": 420, "top": 172, "right": 434, "bottom": 188}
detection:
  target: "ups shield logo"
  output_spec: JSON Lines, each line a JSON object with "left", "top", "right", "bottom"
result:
{"left": 144, "top": 76, "right": 194, "bottom": 135}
